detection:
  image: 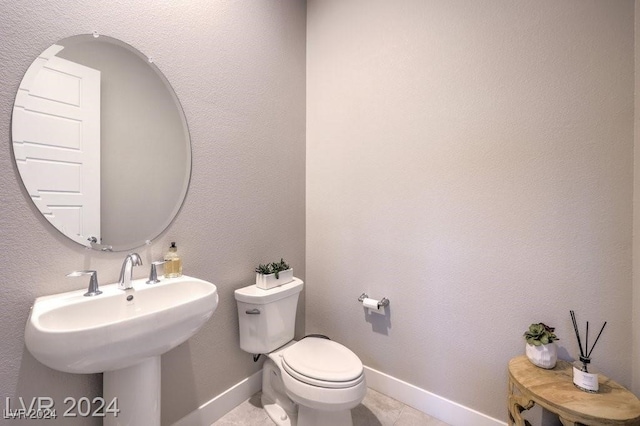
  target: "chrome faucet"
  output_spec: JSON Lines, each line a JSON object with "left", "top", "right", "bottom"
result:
{"left": 118, "top": 253, "right": 143, "bottom": 290}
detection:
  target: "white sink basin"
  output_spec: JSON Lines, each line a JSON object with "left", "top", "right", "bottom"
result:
{"left": 25, "top": 275, "right": 218, "bottom": 374}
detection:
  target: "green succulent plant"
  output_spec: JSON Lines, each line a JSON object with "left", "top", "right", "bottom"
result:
{"left": 524, "top": 323, "right": 559, "bottom": 346}
{"left": 255, "top": 258, "right": 291, "bottom": 279}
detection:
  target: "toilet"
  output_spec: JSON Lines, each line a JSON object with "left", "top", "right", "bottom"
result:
{"left": 234, "top": 278, "right": 366, "bottom": 426}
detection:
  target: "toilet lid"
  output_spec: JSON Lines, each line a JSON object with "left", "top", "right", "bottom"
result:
{"left": 281, "top": 338, "right": 363, "bottom": 387}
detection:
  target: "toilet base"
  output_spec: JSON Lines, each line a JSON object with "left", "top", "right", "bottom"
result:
{"left": 260, "top": 342, "right": 363, "bottom": 426}
{"left": 262, "top": 394, "right": 354, "bottom": 426}
{"left": 298, "top": 405, "right": 353, "bottom": 426}
{"left": 262, "top": 392, "right": 297, "bottom": 426}
{"left": 262, "top": 357, "right": 298, "bottom": 426}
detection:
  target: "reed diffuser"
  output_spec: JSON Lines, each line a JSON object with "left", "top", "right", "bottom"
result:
{"left": 570, "top": 310, "right": 607, "bottom": 393}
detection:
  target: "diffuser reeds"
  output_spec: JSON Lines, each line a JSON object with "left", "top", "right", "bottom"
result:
{"left": 569, "top": 310, "right": 606, "bottom": 372}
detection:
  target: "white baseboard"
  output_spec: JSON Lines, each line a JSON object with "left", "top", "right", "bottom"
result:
{"left": 363, "top": 366, "right": 507, "bottom": 426}
{"left": 172, "top": 369, "right": 262, "bottom": 426}
{"left": 172, "top": 366, "right": 506, "bottom": 426}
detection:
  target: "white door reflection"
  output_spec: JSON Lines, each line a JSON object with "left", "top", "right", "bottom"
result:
{"left": 13, "top": 44, "right": 101, "bottom": 247}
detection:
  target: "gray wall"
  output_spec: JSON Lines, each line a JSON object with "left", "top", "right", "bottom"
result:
{"left": 307, "top": 0, "right": 634, "bottom": 422}
{"left": 634, "top": 0, "right": 640, "bottom": 397}
{"left": 0, "top": 1, "right": 306, "bottom": 425}
{"left": 2, "top": 1, "right": 638, "bottom": 425}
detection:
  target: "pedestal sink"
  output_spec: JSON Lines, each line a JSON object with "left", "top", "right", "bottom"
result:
{"left": 25, "top": 275, "right": 218, "bottom": 425}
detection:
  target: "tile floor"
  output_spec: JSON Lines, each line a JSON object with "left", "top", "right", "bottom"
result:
{"left": 211, "top": 388, "right": 451, "bottom": 426}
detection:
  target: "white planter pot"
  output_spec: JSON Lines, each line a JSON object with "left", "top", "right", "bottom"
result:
{"left": 256, "top": 268, "right": 294, "bottom": 290}
{"left": 525, "top": 342, "right": 557, "bottom": 369}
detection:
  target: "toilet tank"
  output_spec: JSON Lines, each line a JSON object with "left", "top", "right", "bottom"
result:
{"left": 234, "top": 278, "right": 303, "bottom": 354}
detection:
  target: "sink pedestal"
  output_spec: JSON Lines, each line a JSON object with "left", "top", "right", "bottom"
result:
{"left": 104, "top": 356, "right": 160, "bottom": 426}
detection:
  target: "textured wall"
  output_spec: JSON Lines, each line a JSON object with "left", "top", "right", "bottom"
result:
{"left": 306, "top": 0, "right": 634, "bottom": 421}
{"left": 634, "top": 0, "right": 640, "bottom": 397}
{"left": 0, "top": 1, "right": 306, "bottom": 425}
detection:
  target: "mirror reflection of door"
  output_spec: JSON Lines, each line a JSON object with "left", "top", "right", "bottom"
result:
{"left": 12, "top": 34, "right": 192, "bottom": 251}
{"left": 12, "top": 45, "right": 101, "bottom": 246}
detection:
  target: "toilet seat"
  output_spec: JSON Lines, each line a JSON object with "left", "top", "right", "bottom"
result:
{"left": 281, "top": 338, "right": 364, "bottom": 389}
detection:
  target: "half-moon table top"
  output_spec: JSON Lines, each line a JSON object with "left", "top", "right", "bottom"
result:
{"left": 509, "top": 355, "right": 640, "bottom": 425}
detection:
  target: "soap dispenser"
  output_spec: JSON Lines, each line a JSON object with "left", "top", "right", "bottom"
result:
{"left": 164, "top": 242, "right": 182, "bottom": 278}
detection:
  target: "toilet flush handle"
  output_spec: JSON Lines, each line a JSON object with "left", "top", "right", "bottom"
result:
{"left": 246, "top": 308, "right": 261, "bottom": 315}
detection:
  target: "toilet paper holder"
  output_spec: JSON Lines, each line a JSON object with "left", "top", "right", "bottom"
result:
{"left": 358, "top": 293, "right": 389, "bottom": 309}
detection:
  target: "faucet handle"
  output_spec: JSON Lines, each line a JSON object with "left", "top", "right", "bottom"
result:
{"left": 146, "top": 261, "right": 166, "bottom": 284}
{"left": 67, "top": 270, "right": 102, "bottom": 297}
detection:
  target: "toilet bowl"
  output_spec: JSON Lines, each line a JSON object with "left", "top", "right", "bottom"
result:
{"left": 235, "top": 279, "right": 366, "bottom": 426}
{"left": 261, "top": 338, "right": 366, "bottom": 426}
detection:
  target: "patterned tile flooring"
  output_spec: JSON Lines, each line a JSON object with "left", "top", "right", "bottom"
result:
{"left": 211, "top": 388, "right": 451, "bottom": 426}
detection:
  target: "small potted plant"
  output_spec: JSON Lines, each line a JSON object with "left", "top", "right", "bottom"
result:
{"left": 524, "top": 323, "right": 559, "bottom": 369}
{"left": 255, "top": 258, "right": 293, "bottom": 290}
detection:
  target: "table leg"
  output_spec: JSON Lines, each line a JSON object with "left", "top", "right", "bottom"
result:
{"left": 508, "top": 377, "right": 535, "bottom": 426}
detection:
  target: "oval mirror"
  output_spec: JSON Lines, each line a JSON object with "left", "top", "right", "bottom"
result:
{"left": 11, "top": 34, "right": 191, "bottom": 251}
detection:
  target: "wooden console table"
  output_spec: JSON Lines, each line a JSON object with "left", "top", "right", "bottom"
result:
{"left": 508, "top": 355, "right": 640, "bottom": 426}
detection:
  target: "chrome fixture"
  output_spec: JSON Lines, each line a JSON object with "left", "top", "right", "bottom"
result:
{"left": 87, "top": 236, "right": 113, "bottom": 251}
{"left": 67, "top": 270, "right": 102, "bottom": 297}
{"left": 357, "top": 292, "right": 390, "bottom": 309}
{"left": 146, "top": 260, "right": 166, "bottom": 284}
{"left": 118, "top": 253, "right": 143, "bottom": 290}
